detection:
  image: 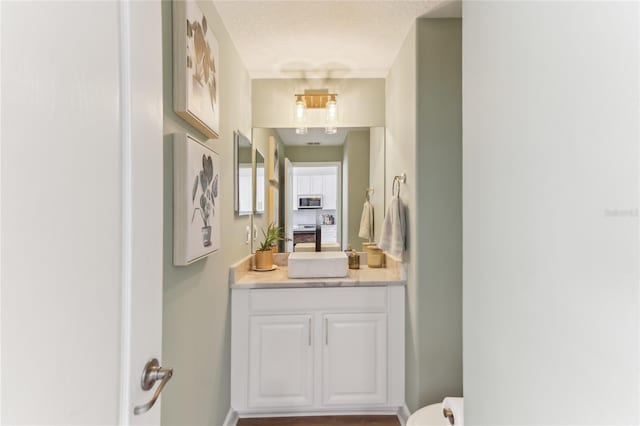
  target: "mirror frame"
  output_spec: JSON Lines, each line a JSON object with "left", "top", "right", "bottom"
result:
{"left": 254, "top": 147, "right": 266, "bottom": 216}
{"left": 234, "top": 130, "right": 252, "bottom": 216}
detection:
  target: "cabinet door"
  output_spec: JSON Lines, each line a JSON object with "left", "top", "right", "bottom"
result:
{"left": 322, "top": 174, "right": 337, "bottom": 210}
{"left": 297, "top": 175, "right": 311, "bottom": 195}
{"left": 310, "top": 175, "right": 323, "bottom": 195}
{"left": 323, "top": 313, "right": 387, "bottom": 406}
{"left": 249, "top": 315, "right": 314, "bottom": 408}
{"left": 321, "top": 225, "right": 337, "bottom": 243}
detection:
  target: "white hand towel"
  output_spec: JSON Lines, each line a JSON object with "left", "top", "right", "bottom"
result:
{"left": 378, "top": 195, "right": 406, "bottom": 258}
{"left": 358, "top": 200, "right": 374, "bottom": 241}
{"left": 442, "top": 397, "right": 464, "bottom": 426}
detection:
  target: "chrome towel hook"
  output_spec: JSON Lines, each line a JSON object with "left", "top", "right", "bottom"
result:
{"left": 392, "top": 173, "right": 406, "bottom": 197}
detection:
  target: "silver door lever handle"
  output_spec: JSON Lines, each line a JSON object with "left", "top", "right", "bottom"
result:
{"left": 133, "top": 358, "right": 173, "bottom": 415}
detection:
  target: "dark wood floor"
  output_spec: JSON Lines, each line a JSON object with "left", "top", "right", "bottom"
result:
{"left": 237, "top": 415, "right": 400, "bottom": 426}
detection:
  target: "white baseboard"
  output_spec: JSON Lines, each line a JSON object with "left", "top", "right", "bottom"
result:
{"left": 223, "top": 408, "right": 238, "bottom": 426}
{"left": 236, "top": 406, "right": 403, "bottom": 418}
{"left": 397, "top": 404, "right": 411, "bottom": 426}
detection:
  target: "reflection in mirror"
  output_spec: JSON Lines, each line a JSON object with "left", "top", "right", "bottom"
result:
{"left": 234, "top": 131, "right": 252, "bottom": 216}
{"left": 254, "top": 149, "right": 265, "bottom": 215}
{"left": 252, "top": 127, "right": 385, "bottom": 253}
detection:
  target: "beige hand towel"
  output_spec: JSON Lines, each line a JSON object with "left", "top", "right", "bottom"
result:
{"left": 358, "top": 200, "right": 374, "bottom": 241}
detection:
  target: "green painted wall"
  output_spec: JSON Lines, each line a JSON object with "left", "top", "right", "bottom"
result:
{"left": 161, "top": 1, "right": 252, "bottom": 425}
{"left": 415, "top": 18, "right": 463, "bottom": 405}
{"left": 285, "top": 145, "right": 344, "bottom": 163}
{"left": 342, "top": 130, "right": 370, "bottom": 250}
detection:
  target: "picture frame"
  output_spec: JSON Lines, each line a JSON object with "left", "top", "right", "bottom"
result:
{"left": 173, "top": 133, "right": 221, "bottom": 265}
{"left": 173, "top": 0, "right": 220, "bottom": 139}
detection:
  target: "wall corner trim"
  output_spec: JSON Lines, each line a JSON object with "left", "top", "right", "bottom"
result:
{"left": 397, "top": 404, "right": 411, "bottom": 426}
{"left": 223, "top": 408, "right": 239, "bottom": 426}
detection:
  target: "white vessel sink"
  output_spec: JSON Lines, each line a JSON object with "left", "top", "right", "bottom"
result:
{"left": 288, "top": 251, "right": 348, "bottom": 279}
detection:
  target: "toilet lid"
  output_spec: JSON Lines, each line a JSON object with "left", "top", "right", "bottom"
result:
{"left": 407, "top": 403, "right": 450, "bottom": 426}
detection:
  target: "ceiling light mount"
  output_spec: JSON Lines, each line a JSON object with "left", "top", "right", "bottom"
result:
{"left": 294, "top": 89, "right": 338, "bottom": 109}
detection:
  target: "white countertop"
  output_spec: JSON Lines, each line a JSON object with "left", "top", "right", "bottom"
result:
{"left": 229, "top": 253, "right": 406, "bottom": 289}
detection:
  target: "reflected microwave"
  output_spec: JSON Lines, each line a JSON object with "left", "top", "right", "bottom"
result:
{"left": 297, "top": 195, "right": 323, "bottom": 209}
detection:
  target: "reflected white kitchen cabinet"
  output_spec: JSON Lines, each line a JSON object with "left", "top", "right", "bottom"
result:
{"left": 297, "top": 175, "right": 323, "bottom": 196}
{"left": 249, "top": 315, "right": 313, "bottom": 408}
{"left": 297, "top": 175, "right": 310, "bottom": 195}
{"left": 310, "top": 175, "right": 323, "bottom": 195}
{"left": 322, "top": 174, "right": 337, "bottom": 210}
{"left": 321, "top": 225, "right": 337, "bottom": 243}
{"left": 323, "top": 313, "right": 387, "bottom": 406}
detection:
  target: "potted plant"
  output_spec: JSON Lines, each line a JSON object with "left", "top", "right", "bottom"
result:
{"left": 255, "top": 223, "right": 284, "bottom": 270}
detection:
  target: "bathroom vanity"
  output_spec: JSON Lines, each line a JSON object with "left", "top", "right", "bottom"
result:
{"left": 229, "top": 253, "right": 406, "bottom": 419}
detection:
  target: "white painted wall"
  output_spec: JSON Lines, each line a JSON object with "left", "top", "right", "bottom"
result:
{"left": 161, "top": 1, "right": 252, "bottom": 425}
{"left": 253, "top": 79, "right": 385, "bottom": 128}
{"left": 463, "top": 2, "right": 639, "bottom": 424}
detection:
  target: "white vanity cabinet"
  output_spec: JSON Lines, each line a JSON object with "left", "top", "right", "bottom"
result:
{"left": 248, "top": 315, "right": 313, "bottom": 408}
{"left": 231, "top": 286, "right": 405, "bottom": 417}
{"left": 323, "top": 313, "right": 387, "bottom": 406}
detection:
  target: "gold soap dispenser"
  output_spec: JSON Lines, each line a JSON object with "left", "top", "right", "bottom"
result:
{"left": 346, "top": 245, "right": 360, "bottom": 270}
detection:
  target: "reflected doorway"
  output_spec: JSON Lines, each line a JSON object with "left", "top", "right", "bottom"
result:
{"left": 286, "top": 162, "right": 341, "bottom": 252}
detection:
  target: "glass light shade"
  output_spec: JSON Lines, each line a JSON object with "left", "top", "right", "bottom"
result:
{"left": 295, "top": 96, "right": 307, "bottom": 135}
{"left": 325, "top": 96, "right": 338, "bottom": 135}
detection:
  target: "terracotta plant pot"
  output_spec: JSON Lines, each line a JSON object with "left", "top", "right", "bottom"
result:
{"left": 255, "top": 250, "right": 273, "bottom": 270}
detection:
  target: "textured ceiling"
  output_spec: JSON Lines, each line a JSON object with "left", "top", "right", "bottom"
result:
{"left": 213, "top": 0, "right": 460, "bottom": 79}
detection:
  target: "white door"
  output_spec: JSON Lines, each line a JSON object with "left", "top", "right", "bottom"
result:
{"left": 323, "top": 314, "right": 387, "bottom": 406}
{"left": 1, "top": 2, "right": 165, "bottom": 425}
{"left": 285, "top": 158, "right": 295, "bottom": 252}
{"left": 248, "top": 315, "right": 314, "bottom": 408}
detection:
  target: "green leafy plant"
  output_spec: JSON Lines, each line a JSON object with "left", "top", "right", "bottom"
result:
{"left": 257, "top": 222, "right": 284, "bottom": 252}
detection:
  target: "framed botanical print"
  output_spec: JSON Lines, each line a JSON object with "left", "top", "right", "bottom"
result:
{"left": 173, "top": 133, "right": 221, "bottom": 265}
{"left": 173, "top": 0, "right": 220, "bottom": 139}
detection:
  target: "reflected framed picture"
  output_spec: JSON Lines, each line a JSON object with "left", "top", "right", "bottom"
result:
{"left": 268, "top": 136, "right": 279, "bottom": 184}
{"left": 173, "top": 133, "right": 221, "bottom": 265}
{"left": 173, "top": 0, "right": 220, "bottom": 139}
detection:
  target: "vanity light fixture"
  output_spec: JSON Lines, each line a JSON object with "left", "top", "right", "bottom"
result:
{"left": 293, "top": 90, "right": 338, "bottom": 135}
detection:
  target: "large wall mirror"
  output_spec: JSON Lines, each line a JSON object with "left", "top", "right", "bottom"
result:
{"left": 234, "top": 131, "right": 253, "bottom": 216}
{"left": 251, "top": 127, "right": 385, "bottom": 253}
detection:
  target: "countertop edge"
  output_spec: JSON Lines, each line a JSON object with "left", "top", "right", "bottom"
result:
{"left": 228, "top": 252, "right": 406, "bottom": 289}
{"left": 230, "top": 279, "right": 407, "bottom": 289}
